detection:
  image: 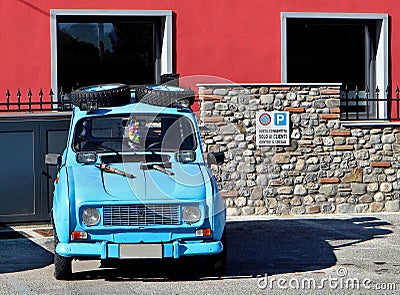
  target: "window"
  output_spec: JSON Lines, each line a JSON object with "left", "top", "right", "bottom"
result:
{"left": 51, "top": 10, "right": 173, "bottom": 94}
{"left": 282, "top": 13, "right": 388, "bottom": 120}
{"left": 73, "top": 114, "right": 196, "bottom": 154}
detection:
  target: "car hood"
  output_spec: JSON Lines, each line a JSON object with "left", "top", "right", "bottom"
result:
{"left": 70, "top": 162, "right": 207, "bottom": 204}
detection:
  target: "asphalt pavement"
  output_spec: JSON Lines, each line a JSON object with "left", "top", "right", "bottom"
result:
{"left": 0, "top": 213, "right": 399, "bottom": 294}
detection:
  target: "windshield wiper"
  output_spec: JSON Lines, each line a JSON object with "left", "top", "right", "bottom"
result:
{"left": 152, "top": 164, "right": 174, "bottom": 176}
{"left": 96, "top": 163, "right": 135, "bottom": 178}
{"left": 140, "top": 162, "right": 174, "bottom": 176}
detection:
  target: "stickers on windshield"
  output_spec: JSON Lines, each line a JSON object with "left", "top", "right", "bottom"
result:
{"left": 127, "top": 120, "right": 140, "bottom": 150}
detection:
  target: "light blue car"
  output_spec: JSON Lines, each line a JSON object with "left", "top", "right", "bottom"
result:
{"left": 46, "top": 84, "right": 226, "bottom": 280}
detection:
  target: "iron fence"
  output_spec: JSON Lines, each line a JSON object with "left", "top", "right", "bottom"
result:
{"left": 340, "top": 85, "right": 400, "bottom": 121}
{"left": 0, "top": 88, "right": 72, "bottom": 112}
{"left": 2, "top": 85, "right": 400, "bottom": 121}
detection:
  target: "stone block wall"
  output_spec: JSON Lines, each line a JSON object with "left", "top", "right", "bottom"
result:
{"left": 198, "top": 84, "right": 400, "bottom": 216}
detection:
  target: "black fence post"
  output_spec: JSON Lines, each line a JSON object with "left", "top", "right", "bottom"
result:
{"left": 39, "top": 88, "right": 43, "bottom": 110}
{"left": 58, "top": 87, "right": 65, "bottom": 111}
{"left": 396, "top": 86, "right": 400, "bottom": 120}
{"left": 366, "top": 85, "right": 370, "bottom": 120}
{"left": 49, "top": 89, "right": 54, "bottom": 111}
{"left": 375, "top": 86, "right": 380, "bottom": 120}
{"left": 6, "top": 89, "right": 10, "bottom": 112}
{"left": 355, "top": 85, "right": 360, "bottom": 120}
{"left": 28, "top": 89, "right": 32, "bottom": 113}
{"left": 344, "top": 85, "right": 349, "bottom": 120}
{"left": 16, "top": 89, "right": 21, "bottom": 111}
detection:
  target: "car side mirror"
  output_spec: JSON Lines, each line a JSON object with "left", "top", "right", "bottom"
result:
{"left": 45, "top": 154, "right": 62, "bottom": 166}
{"left": 206, "top": 152, "right": 224, "bottom": 167}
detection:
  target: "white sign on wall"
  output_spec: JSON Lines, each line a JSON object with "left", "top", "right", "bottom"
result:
{"left": 256, "top": 111, "right": 290, "bottom": 146}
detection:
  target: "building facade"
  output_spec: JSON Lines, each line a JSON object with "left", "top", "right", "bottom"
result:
{"left": 1, "top": 1, "right": 399, "bottom": 97}
{"left": 1, "top": 1, "right": 400, "bottom": 221}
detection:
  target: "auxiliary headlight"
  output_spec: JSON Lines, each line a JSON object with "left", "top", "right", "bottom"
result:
{"left": 182, "top": 206, "right": 201, "bottom": 224}
{"left": 82, "top": 208, "right": 100, "bottom": 226}
{"left": 175, "top": 150, "right": 196, "bottom": 163}
{"left": 76, "top": 152, "right": 97, "bottom": 164}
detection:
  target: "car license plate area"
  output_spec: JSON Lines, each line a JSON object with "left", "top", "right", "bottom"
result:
{"left": 119, "top": 244, "right": 162, "bottom": 259}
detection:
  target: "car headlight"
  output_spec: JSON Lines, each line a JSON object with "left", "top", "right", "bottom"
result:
{"left": 82, "top": 208, "right": 100, "bottom": 226}
{"left": 182, "top": 206, "right": 201, "bottom": 224}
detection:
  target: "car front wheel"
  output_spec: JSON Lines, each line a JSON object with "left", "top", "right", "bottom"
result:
{"left": 54, "top": 230, "right": 72, "bottom": 280}
{"left": 206, "top": 229, "right": 227, "bottom": 277}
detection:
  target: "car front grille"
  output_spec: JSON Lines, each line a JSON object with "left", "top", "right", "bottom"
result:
{"left": 102, "top": 204, "right": 181, "bottom": 226}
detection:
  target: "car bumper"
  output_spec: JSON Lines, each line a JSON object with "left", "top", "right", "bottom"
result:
{"left": 56, "top": 240, "right": 223, "bottom": 259}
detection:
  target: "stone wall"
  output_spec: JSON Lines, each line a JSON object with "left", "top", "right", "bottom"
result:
{"left": 198, "top": 84, "right": 400, "bottom": 216}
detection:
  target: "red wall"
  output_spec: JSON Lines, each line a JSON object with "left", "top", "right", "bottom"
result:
{"left": 0, "top": 0, "right": 399, "bottom": 96}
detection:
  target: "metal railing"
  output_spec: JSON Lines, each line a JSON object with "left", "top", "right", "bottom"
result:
{"left": 2, "top": 84, "right": 400, "bottom": 120}
{"left": 340, "top": 85, "right": 400, "bottom": 121}
{"left": 0, "top": 88, "right": 72, "bottom": 112}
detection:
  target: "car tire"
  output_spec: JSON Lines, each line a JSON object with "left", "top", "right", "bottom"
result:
{"left": 71, "top": 83, "right": 131, "bottom": 110}
{"left": 54, "top": 230, "right": 72, "bottom": 280}
{"left": 206, "top": 229, "right": 227, "bottom": 277}
{"left": 135, "top": 85, "right": 195, "bottom": 107}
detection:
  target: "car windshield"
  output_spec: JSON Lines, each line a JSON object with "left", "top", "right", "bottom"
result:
{"left": 73, "top": 113, "right": 197, "bottom": 153}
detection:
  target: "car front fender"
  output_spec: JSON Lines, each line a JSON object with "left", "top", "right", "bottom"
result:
{"left": 52, "top": 166, "right": 71, "bottom": 244}
{"left": 201, "top": 165, "right": 226, "bottom": 240}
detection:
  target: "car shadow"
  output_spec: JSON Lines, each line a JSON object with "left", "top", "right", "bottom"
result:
{"left": 0, "top": 226, "right": 53, "bottom": 274}
{"left": 225, "top": 216, "right": 392, "bottom": 277}
{"left": 67, "top": 216, "right": 392, "bottom": 281}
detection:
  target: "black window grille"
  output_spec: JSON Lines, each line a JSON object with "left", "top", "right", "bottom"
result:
{"left": 341, "top": 85, "right": 400, "bottom": 121}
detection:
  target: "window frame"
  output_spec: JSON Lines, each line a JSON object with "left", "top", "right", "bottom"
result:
{"left": 50, "top": 9, "right": 173, "bottom": 94}
{"left": 281, "top": 12, "right": 389, "bottom": 120}
{"left": 72, "top": 113, "right": 198, "bottom": 154}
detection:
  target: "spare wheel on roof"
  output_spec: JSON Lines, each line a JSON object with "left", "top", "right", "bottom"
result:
{"left": 71, "top": 83, "right": 131, "bottom": 109}
{"left": 135, "top": 85, "right": 195, "bottom": 107}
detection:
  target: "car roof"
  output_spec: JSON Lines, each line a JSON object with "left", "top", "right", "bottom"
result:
{"left": 72, "top": 102, "right": 193, "bottom": 121}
